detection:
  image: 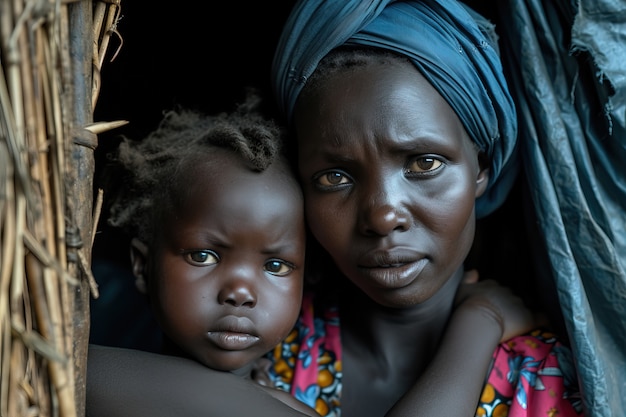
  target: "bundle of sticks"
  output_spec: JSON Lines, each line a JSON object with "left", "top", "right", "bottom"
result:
{"left": 1, "top": 1, "right": 123, "bottom": 415}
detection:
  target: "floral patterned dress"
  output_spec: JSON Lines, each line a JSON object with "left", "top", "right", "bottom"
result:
{"left": 266, "top": 292, "right": 583, "bottom": 417}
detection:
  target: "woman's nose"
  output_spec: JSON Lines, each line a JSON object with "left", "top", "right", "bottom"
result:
{"left": 358, "top": 188, "right": 410, "bottom": 236}
{"left": 217, "top": 267, "right": 257, "bottom": 307}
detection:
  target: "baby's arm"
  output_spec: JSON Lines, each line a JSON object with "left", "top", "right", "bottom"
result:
{"left": 86, "top": 344, "right": 319, "bottom": 417}
{"left": 386, "top": 270, "right": 538, "bottom": 417}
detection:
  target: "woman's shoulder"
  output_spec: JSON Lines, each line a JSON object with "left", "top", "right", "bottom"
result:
{"left": 478, "top": 329, "right": 584, "bottom": 417}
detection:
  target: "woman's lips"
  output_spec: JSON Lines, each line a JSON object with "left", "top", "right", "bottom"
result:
{"left": 357, "top": 249, "right": 428, "bottom": 288}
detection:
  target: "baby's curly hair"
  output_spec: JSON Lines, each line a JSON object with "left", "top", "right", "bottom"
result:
{"left": 102, "top": 92, "right": 287, "bottom": 243}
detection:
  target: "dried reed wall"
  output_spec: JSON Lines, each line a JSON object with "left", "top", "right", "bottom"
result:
{"left": 1, "top": 1, "right": 122, "bottom": 415}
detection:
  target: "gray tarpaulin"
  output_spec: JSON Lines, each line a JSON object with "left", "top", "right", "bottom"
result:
{"left": 498, "top": 0, "right": 626, "bottom": 415}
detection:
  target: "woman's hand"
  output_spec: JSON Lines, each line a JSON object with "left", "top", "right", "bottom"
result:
{"left": 251, "top": 356, "right": 274, "bottom": 387}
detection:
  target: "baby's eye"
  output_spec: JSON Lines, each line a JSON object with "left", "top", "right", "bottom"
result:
{"left": 314, "top": 170, "right": 351, "bottom": 187}
{"left": 406, "top": 156, "right": 443, "bottom": 174}
{"left": 264, "top": 259, "right": 294, "bottom": 276}
{"left": 185, "top": 250, "right": 219, "bottom": 266}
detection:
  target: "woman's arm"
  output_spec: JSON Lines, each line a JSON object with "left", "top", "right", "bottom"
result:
{"left": 86, "top": 344, "right": 318, "bottom": 417}
{"left": 386, "top": 271, "right": 538, "bottom": 417}
{"left": 259, "top": 385, "right": 319, "bottom": 416}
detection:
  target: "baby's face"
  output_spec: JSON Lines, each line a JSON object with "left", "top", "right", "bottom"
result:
{"left": 148, "top": 150, "right": 305, "bottom": 375}
{"left": 295, "top": 59, "right": 488, "bottom": 309}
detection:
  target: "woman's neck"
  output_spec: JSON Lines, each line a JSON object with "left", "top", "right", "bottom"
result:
{"left": 338, "top": 267, "right": 465, "bottom": 416}
{"left": 340, "top": 266, "right": 464, "bottom": 365}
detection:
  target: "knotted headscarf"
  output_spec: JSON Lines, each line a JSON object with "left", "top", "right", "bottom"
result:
{"left": 272, "top": 0, "right": 518, "bottom": 218}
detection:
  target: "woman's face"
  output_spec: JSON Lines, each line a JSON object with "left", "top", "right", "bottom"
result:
{"left": 294, "top": 60, "right": 488, "bottom": 308}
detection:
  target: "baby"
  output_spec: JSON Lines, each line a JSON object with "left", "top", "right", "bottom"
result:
{"left": 97, "top": 93, "right": 317, "bottom": 416}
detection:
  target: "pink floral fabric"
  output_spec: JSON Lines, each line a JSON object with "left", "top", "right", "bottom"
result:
{"left": 477, "top": 330, "right": 583, "bottom": 417}
{"left": 266, "top": 292, "right": 583, "bottom": 417}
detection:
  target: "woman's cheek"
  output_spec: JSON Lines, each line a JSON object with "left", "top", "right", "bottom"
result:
{"left": 306, "top": 198, "right": 343, "bottom": 248}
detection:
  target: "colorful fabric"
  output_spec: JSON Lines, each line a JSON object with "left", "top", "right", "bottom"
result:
{"left": 266, "top": 292, "right": 342, "bottom": 417}
{"left": 266, "top": 292, "right": 583, "bottom": 417}
{"left": 478, "top": 330, "right": 583, "bottom": 417}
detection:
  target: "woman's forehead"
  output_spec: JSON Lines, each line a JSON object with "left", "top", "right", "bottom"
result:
{"left": 295, "top": 61, "right": 466, "bottom": 145}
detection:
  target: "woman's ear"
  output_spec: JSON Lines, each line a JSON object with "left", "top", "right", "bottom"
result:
{"left": 475, "top": 151, "right": 490, "bottom": 198}
{"left": 130, "top": 238, "right": 149, "bottom": 294}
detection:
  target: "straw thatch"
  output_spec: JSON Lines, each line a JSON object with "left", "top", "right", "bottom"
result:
{"left": 1, "top": 0, "right": 122, "bottom": 415}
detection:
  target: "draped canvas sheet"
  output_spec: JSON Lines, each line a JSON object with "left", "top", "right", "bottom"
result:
{"left": 497, "top": 0, "right": 626, "bottom": 415}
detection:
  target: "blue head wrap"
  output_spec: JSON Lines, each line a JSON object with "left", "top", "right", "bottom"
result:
{"left": 272, "top": 0, "right": 519, "bottom": 218}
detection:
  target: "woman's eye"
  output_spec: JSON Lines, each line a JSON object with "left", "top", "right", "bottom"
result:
{"left": 407, "top": 156, "right": 443, "bottom": 173}
{"left": 185, "top": 250, "right": 219, "bottom": 266}
{"left": 264, "top": 259, "right": 294, "bottom": 276}
{"left": 315, "top": 171, "right": 351, "bottom": 187}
